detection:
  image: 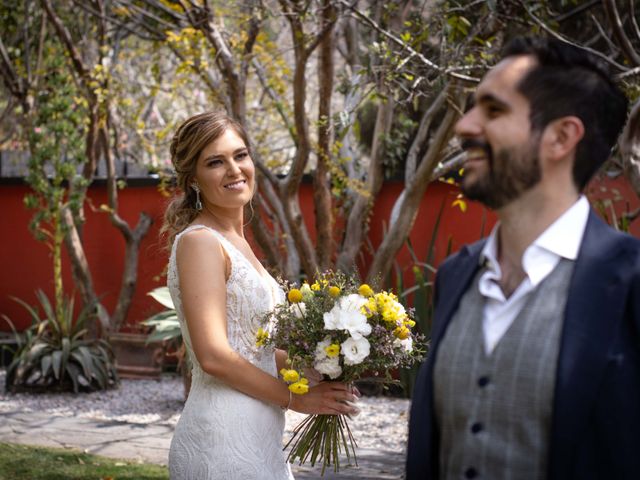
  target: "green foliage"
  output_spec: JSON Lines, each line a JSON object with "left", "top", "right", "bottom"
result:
{"left": 383, "top": 113, "right": 418, "bottom": 178}
{"left": 0, "top": 442, "right": 168, "bottom": 480}
{"left": 396, "top": 198, "right": 452, "bottom": 397}
{"left": 25, "top": 52, "right": 86, "bottom": 213}
{"left": 3, "top": 291, "right": 118, "bottom": 393}
{"left": 142, "top": 286, "right": 190, "bottom": 374}
{"left": 141, "top": 287, "right": 181, "bottom": 345}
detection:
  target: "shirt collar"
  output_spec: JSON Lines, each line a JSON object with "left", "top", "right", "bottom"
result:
{"left": 479, "top": 195, "right": 590, "bottom": 283}
{"left": 532, "top": 195, "right": 590, "bottom": 261}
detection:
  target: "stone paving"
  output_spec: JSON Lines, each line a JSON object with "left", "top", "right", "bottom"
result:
{"left": 0, "top": 409, "right": 405, "bottom": 479}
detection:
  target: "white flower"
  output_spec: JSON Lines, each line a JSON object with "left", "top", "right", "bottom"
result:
{"left": 314, "top": 356, "right": 342, "bottom": 379}
{"left": 341, "top": 310, "right": 372, "bottom": 340}
{"left": 323, "top": 294, "right": 371, "bottom": 339}
{"left": 289, "top": 302, "right": 306, "bottom": 319}
{"left": 341, "top": 336, "right": 371, "bottom": 365}
{"left": 314, "top": 337, "right": 332, "bottom": 361}
{"left": 394, "top": 336, "right": 413, "bottom": 353}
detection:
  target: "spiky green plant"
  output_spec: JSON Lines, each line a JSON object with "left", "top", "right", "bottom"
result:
{"left": 3, "top": 290, "right": 118, "bottom": 393}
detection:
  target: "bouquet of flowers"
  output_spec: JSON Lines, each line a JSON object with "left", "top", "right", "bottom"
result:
{"left": 257, "top": 271, "right": 424, "bottom": 474}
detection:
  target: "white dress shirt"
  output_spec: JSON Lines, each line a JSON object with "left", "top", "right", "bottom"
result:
{"left": 478, "top": 196, "right": 590, "bottom": 354}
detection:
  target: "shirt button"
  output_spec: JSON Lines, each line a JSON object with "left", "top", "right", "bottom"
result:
{"left": 471, "top": 422, "right": 483, "bottom": 434}
{"left": 465, "top": 467, "right": 479, "bottom": 478}
{"left": 477, "top": 376, "right": 490, "bottom": 387}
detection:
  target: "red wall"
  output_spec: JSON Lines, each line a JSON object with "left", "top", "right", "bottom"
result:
{"left": 0, "top": 182, "right": 169, "bottom": 333}
{"left": 1, "top": 173, "right": 638, "bottom": 332}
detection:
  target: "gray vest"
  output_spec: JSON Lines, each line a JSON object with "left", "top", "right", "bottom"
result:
{"left": 433, "top": 258, "right": 574, "bottom": 480}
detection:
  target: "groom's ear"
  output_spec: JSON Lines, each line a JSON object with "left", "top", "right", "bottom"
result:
{"left": 541, "top": 116, "right": 585, "bottom": 164}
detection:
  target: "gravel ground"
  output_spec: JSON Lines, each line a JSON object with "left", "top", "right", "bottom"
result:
{"left": 0, "top": 370, "right": 411, "bottom": 453}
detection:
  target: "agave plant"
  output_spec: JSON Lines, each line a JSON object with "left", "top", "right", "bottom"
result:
{"left": 3, "top": 290, "right": 118, "bottom": 393}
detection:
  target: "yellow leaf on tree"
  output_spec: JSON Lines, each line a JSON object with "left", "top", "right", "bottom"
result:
{"left": 452, "top": 199, "right": 467, "bottom": 212}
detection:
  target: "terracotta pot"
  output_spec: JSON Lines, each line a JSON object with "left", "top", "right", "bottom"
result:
{"left": 108, "top": 332, "right": 164, "bottom": 379}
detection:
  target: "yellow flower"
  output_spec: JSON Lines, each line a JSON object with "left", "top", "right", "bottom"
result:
{"left": 361, "top": 297, "right": 378, "bottom": 317}
{"left": 311, "top": 282, "right": 321, "bottom": 291}
{"left": 394, "top": 325, "right": 411, "bottom": 340}
{"left": 358, "top": 284, "right": 374, "bottom": 297}
{"left": 255, "top": 327, "right": 269, "bottom": 347}
{"left": 328, "top": 286, "right": 341, "bottom": 297}
{"left": 404, "top": 319, "right": 416, "bottom": 328}
{"left": 289, "top": 379, "right": 310, "bottom": 395}
{"left": 325, "top": 344, "right": 340, "bottom": 358}
{"left": 279, "top": 368, "right": 300, "bottom": 383}
{"left": 288, "top": 288, "right": 303, "bottom": 303}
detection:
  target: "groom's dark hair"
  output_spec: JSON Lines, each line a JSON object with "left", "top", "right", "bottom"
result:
{"left": 501, "top": 36, "right": 628, "bottom": 190}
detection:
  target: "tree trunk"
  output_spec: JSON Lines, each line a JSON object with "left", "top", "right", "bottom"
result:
{"left": 314, "top": 0, "right": 336, "bottom": 271}
{"left": 335, "top": 86, "right": 394, "bottom": 273}
{"left": 367, "top": 103, "right": 460, "bottom": 284}
{"left": 61, "top": 207, "right": 105, "bottom": 337}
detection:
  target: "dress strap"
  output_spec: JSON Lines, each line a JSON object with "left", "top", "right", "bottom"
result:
{"left": 173, "top": 224, "right": 236, "bottom": 260}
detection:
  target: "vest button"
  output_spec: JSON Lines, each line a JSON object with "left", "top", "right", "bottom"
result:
{"left": 471, "top": 422, "right": 483, "bottom": 434}
{"left": 464, "top": 467, "right": 479, "bottom": 478}
{"left": 477, "top": 376, "right": 490, "bottom": 387}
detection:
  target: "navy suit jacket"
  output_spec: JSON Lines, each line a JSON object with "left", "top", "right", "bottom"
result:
{"left": 406, "top": 211, "right": 640, "bottom": 480}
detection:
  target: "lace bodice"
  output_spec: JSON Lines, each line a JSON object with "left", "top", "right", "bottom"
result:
{"left": 168, "top": 224, "right": 284, "bottom": 374}
{"left": 167, "top": 224, "right": 292, "bottom": 480}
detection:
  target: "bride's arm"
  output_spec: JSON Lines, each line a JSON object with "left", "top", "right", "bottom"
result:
{"left": 275, "top": 349, "right": 288, "bottom": 372}
{"left": 177, "top": 229, "right": 357, "bottom": 415}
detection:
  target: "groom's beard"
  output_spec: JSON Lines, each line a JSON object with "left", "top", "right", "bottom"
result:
{"left": 461, "top": 138, "right": 542, "bottom": 210}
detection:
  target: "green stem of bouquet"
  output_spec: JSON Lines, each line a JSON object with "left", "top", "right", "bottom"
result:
{"left": 285, "top": 414, "right": 358, "bottom": 475}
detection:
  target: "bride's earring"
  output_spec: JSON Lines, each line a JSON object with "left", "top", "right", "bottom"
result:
{"left": 191, "top": 182, "right": 203, "bottom": 211}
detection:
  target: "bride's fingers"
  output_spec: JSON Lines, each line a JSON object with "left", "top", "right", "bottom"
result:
{"left": 327, "top": 402, "right": 356, "bottom": 415}
{"left": 324, "top": 389, "right": 357, "bottom": 404}
{"left": 344, "top": 400, "right": 361, "bottom": 417}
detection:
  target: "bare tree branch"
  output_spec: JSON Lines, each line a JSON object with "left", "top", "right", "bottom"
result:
{"left": 552, "top": 0, "right": 600, "bottom": 23}
{"left": 336, "top": 82, "right": 395, "bottom": 273}
{"left": 630, "top": 0, "right": 640, "bottom": 42}
{"left": 252, "top": 58, "right": 297, "bottom": 145}
{"left": 430, "top": 151, "right": 465, "bottom": 181}
{"left": 618, "top": 66, "right": 640, "bottom": 80}
{"left": 338, "top": 0, "right": 479, "bottom": 83}
{"left": 40, "top": 0, "right": 92, "bottom": 83}
{"left": 0, "top": 36, "right": 24, "bottom": 99}
{"left": 367, "top": 95, "right": 462, "bottom": 284}
{"left": 517, "top": 0, "right": 629, "bottom": 71}
{"left": 405, "top": 87, "right": 448, "bottom": 182}
{"left": 248, "top": 193, "right": 284, "bottom": 273}
{"left": 602, "top": 0, "right": 640, "bottom": 66}
{"left": 240, "top": 1, "right": 262, "bottom": 82}
{"left": 193, "top": 5, "right": 245, "bottom": 121}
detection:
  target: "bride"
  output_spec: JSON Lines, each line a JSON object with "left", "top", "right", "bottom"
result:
{"left": 163, "top": 111, "right": 359, "bottom": 479}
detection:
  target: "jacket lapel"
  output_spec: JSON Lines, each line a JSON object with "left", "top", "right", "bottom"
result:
{"left": 549, "top": 211, "right": 632, "bottom": 478}
{"left": 431, "top": 241, "right": 486, "bottom": 345}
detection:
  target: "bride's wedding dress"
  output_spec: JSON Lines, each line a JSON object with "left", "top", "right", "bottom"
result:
{"left": 167, "top": 225, "right": 293, "bottom": 480}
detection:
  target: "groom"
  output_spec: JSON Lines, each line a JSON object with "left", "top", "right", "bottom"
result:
{"left": 406, "top": 36, "right": 640, "bottom": 480}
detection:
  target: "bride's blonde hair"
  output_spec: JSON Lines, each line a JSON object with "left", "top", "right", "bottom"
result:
{"left": 162, "top": 111, "right": 250, "bottom": 248}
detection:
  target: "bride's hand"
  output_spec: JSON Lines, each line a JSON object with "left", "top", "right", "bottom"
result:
{"left": 290, "top": 382, "right": 360, "bottom": 416}
{"left": 302, "top": 367, "right": 323, "bottom": 387}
